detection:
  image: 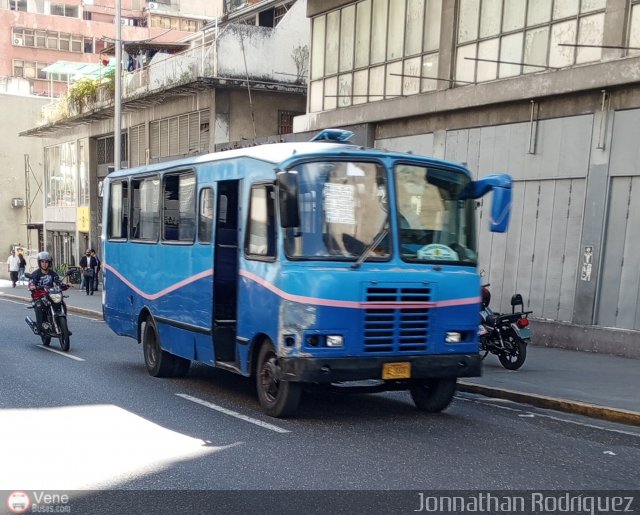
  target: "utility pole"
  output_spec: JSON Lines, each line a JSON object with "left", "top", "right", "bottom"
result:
{"left": 114, "top": 0, "right": 122, "bottom": 172}
{"left": 24, "top": 155, "right": 31, "bottom": 250}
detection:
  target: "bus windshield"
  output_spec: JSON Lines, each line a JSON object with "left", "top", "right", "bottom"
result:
{"left": 396, "top": 164, "right": 477, "bottom": 265}
{"left": 284, "top": 161, "right": 390, "bottom": 260}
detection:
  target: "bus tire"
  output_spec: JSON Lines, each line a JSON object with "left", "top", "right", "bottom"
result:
{"left": 409, "top": 378, "right": 457, "bottom": 413}
{"left": 256, "top": 341, "right": 301, "bottom": 418}
{"left": 143, "top": 317, "right": 174, "bottom": 378}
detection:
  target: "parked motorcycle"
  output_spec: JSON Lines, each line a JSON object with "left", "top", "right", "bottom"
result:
{"left": 479, "top": 283, "right": 532, "bottom": 370}
{"left": 24, "top": 274, "right": 72, "bottom": 352}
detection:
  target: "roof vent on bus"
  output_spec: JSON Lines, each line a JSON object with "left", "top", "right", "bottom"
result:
{"left": 309, "top": 129, "right": 354, "bottom": 143}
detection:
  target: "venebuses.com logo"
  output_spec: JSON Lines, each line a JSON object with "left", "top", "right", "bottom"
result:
{"left": 6, "top": 491, "right": 30, "bottom": 514}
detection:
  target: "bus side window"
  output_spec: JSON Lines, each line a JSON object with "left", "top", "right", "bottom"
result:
{"left": 162, "top": 172, "right": 196, "bottom": 242}
{"left": 108, "top": 180, "right": 128, "bottom": 239}
{"left": 245, "top": 184, "right": 275, "bottom": 258}
{"left": 198, "top": 187, "right": 214, "bottom": 243}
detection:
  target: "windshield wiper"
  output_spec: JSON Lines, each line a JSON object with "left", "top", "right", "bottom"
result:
{"left": 351, "top": 221, "right": 389, "bottom": 269}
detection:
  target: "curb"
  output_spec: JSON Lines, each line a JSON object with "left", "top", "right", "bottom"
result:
{"left": 0, "top": 292, "right": 103, "bottom": 319}
{"left": 458, "top": 381, "right": 640, "bottom": 427}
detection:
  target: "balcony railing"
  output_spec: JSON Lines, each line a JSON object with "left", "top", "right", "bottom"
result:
{"left": 40, "top": 41, "right": 216, "bottom": 125}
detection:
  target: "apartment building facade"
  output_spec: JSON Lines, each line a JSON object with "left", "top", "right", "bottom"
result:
{"left": 1, "top": 0, "right": 219, "bottom": 98}
{"left": 293, "top": 0, "right": 640, "bottom": 355}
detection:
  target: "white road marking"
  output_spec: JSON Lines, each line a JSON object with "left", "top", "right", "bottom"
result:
{"left": 176, "top": 393, "right": 290, "bottom": 433}
{"left": 457, "top": 395, "right": 640, "bottom": 438}
{"left": 39, "top": 345, "right": 85, "bottom": 361}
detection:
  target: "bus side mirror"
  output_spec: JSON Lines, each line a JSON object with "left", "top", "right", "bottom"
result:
{"left": 459, "top": 173, "right": 512, "bottom": 233}
{"left": 276, "top": 170, "right": 300, "bottom": 228}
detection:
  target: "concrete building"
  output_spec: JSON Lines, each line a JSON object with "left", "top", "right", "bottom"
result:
{"left": 20, "top": 0, "right": 307, "bottom": 269}
{"left": 294, "top": 0, "right": 640, "bottom": 356}
{"left": 0, "top": 79, "right": 48, "bottom": 272}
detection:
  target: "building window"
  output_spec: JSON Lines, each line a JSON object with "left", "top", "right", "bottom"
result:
{"left": 278, "top": 111, "right": 302, "bottom": 135}
{"left": 13, "top": 27, "right": 84, "bottom": 53}
{"left": 629, "top": 0, "right": 640, "bottom": 55}
{"left": 149, "top": 109, "right": 209, "bottom": 161}
{"left": 45, "top": 142, "right": 78, "bottom": 208}
{"left": 455, "top": 0, "right": 606, "bottom": 85}
{"left": 309, "top": 0, "right": 442, "bottom": 113}
{"left": 97, "top": 134, "right": 128, "bottom": 166}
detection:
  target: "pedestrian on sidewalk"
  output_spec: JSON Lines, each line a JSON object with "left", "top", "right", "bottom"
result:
{"left": 17, "top": 250, "right": 27, "bottom": 284}
{"left": 6, "top": 249, "right": 20, "bottom": 288}
{"left": 80, "top": 249, "right": 98, "bottom": 295}
{"left": 90, "top": 249, "right": 101, "bottom": 292}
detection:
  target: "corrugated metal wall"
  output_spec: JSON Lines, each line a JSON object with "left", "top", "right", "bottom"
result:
{"left": 597, "top": 109, "right": 640, "bottom": 330}
{"left": 444, "top": 116, "right": 591, "bottom": 323}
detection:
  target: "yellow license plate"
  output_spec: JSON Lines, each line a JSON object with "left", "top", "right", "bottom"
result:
{"left": 382, "top": 362, "right": 411, "bottom": 380}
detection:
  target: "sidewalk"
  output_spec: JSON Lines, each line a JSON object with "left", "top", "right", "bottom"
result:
{"left": 1, "top": 279, "right": 638, "bottom": 426}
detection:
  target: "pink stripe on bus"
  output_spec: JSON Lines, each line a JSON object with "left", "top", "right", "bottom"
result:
{"left": 103, "top": 263, "right": 213, "bottom": 301}
{"left": 239, "top": 269, "right": 479, "bottom": 310}
{"left": 103, "top": 264, "right": 478, "bottom": 308}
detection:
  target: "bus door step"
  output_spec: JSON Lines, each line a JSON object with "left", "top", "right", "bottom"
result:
{"left": 213, "top": 325, "right": 236, "bottom": 362}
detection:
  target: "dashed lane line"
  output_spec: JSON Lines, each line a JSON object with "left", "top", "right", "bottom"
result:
{"left": 176, "top": 393, "right": 290, "bottom": 433}
{"left": 38, "top": 345, "right": 85, "bottom": 361}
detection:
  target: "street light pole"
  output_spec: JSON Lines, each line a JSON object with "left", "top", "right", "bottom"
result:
{"left": 114, "top": 0, "right": 122, "bottom": 172}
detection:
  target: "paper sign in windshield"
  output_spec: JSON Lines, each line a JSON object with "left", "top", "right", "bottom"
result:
{"left": 324, "top": 183, "right": 355, "bottom": 225}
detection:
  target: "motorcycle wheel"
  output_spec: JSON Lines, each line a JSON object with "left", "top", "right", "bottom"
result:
{"left": 57, "top": 317, "right": 71, "bottom": 352}
{"left": 409, "top": 378, "right": 457, "bottom": 413}
{"left": 498, "top": 337, "right": 527, "bottom": 370}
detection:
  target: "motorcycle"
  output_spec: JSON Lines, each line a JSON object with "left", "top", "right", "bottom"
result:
{"left": 479, "top": 283, "right": 532, "bottom": 370}
{"left": 24, "top": 274, "right": 72, "bottom": 352}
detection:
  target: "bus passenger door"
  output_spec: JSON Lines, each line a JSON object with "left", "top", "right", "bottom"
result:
{"left": 213, "top": 180, "right": 240, "bottom": 362}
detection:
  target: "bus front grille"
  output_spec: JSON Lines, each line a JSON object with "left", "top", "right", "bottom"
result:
{"left": 364, "top": 287, "right": 430, "bottom": 353}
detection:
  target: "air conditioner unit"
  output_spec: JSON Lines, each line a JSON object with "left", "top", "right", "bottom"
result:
{"left": 13, "top": 37, "right": 24, "bottom": 46}
{"left": 148, "top": 2, "right": 158, "bottom": 9}
{"left": 11, "top": 198, "right": 25, "bottom": 208}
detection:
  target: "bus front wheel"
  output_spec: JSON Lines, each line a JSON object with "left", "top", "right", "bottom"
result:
{"left": 256, "top": 341, "right": 301, "bottom": 418}
{"left": 143, "top": 317, "right": 174, "bottom": 378}
{"left": 409, "top": 378, "right": 457, "bottom": 413}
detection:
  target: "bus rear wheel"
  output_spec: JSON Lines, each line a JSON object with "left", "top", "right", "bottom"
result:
{"left": 256, "top": 341, "right": 301, "bottom": 418}
{"left": 409, "top": 378, "right": 457, "bottom": 413}
{"left": 143, "top": 317, "right": 174, "bottom": 378}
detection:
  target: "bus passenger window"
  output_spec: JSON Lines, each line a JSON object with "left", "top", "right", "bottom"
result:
{"left": 162, "top": 172, "right": 196, "bottom": 242}
{"left": 245, "top": 185, "right": 275, "bottom": 258}
{"left": 108, "top": 181, "right": 128, "bottom": 239}
{"left": 198, "top": 187, "right": 214, "bottom": 243}
{"left": 131, "top": 177, "right": 160, "bottom": 241}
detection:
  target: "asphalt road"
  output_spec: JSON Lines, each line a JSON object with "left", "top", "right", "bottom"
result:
{"left": 1, "top": 297, "right": 639, "bottom": 509}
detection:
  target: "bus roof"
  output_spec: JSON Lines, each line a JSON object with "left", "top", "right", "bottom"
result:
{"left": 106, "top": 140, "right": 470, "bottom": 179}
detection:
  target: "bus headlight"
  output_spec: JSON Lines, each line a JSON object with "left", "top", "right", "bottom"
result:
{"left": 445, "top": 331, "right": 462, "bottom": 343}
{"left": 326, "top": 335, "right": 344, "bottom": 347}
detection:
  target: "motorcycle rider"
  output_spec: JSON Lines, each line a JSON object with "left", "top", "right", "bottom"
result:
{"left": 28, "top": 251, "right": 68, "bottom": 334}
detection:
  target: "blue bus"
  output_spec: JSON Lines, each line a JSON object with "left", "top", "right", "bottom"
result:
{"left": 102, "top": 129, "right": 511, "bottom": 417}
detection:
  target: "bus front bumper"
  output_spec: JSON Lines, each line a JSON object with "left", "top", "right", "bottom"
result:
{"left": 279, "top": 354, "right": 481, "bottom": 383}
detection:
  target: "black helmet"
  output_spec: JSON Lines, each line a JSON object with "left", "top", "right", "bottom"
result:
{"left": 37, "top": 251, "right": 52, "bottom": 266}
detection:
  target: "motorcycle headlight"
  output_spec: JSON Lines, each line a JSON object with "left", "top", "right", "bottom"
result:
{"left": 49, "top": 293, "right": 63, "bottom": 303}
